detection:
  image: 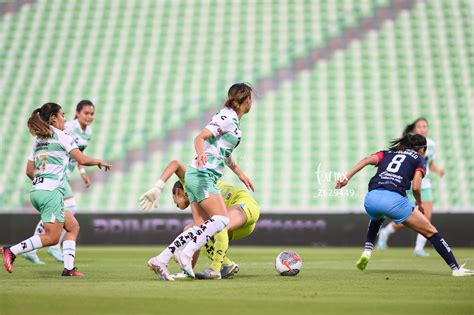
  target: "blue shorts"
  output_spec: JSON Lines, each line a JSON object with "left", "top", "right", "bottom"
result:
{"left": 364, "top": 189, "right": 414, "bottom": 224}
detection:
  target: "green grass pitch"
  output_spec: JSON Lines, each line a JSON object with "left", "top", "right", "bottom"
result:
{"left": 1, "top": 247, "right": 473, "bottom": 315}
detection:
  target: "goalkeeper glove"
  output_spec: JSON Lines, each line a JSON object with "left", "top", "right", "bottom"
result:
{"left": 139, "top": 179, "right": 166, "bottom": 211}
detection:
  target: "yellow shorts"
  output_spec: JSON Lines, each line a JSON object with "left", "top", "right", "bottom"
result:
{"left": 230, "top": 197, "right": 260, "bottom": 241}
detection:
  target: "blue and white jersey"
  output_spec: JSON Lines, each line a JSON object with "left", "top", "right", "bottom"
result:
{"left": 368, "top": 150, "right": 426, "bottom": 197}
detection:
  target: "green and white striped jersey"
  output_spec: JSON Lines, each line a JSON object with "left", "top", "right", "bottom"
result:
{"left": 421, "top": 137, "right": 436, "bottom": 189}
{"left": 28, "top": 126, "right": 78, "bottom": 191}
{"left": 190, "top": 107, "right": 241, "bottom": 177}
{"left": 64, "top": 119, "right": 92, "bottom": 177}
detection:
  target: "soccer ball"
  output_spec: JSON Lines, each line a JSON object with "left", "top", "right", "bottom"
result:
{"left": 275, "top": 251, "right": 302, "bottom": 276}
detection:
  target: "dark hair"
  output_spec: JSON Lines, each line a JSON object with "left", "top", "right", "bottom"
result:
{"left": 403, "top": 117, "right": 428, "bottom": 136}
{"left": 27, "top": 103, "right": 62, "bottom": 138}
{"left": 172, "top": 181, "right": 184, "bottom": 195}
{"left": 74, "top": 99, "right": 94, "bottom": 119}
{"left": 224, "top": 83, "right": 253, "bottom": 111}
{"left": 389, "top": 133, "right": 427, "bottom": 152}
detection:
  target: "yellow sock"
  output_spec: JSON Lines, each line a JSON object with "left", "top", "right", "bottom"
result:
{"left": 210, "top": 228, "right": 229, "bottom": 272}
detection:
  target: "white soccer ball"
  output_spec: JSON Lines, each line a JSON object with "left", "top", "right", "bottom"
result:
{"left": 275, "top": 251, "right": 302, "bottom": 276}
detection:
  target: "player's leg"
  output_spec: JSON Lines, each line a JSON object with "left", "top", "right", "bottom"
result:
{"left": 48, "top": 182, "right": 74, "bottom": 261}
{"left": 61, "top": 210, "right": 83, "bottom": 276}
{"left": 2, "top": 189, "right": 64, "bottom": 273}
{"left": 402, "top": 208, "right": 473, "bottom": 276}
{"left": 413, "top": 188, "right": 433, "bottom": 256}
{"left": 22, "top": 220, "right": 46, "bottom": 264}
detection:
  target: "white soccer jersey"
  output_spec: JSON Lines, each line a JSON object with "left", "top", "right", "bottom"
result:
{"left": 421, "top": 137, "right": 436, "bottom": 189}
{"left": 28, "top": 127, "right": 78, "bottom": 191}
{"left": 64, "top": 119, "right": 93, "bottom": 177}
{"left": 190, "top": 107, "right": 241, "bottom": 177}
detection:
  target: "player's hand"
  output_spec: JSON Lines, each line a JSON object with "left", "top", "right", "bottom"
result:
{"left": 139, "top": 179, "right": 166, "bottom": 211}
{"left": 437, "top": 168, "right": 445, "bottom": 178}
{"left": 81, "top": 173, "right": 91, "bottom": 188}
{"left": 196, "top": 154, "right": 207, "bottom": 168}
{"left": 239, "top": 173, "right": 255, "bottom": 192}
{"left": 98, "top": 160, "right": 112, "bottom": 171}
{"left": 335, "top": 177, "right": 349, "bottom": 189}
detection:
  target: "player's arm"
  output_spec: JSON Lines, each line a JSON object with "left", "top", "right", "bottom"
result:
{"left": 226, "top": 156, "right": 254, "bottom": 191}
{"left": 336, "top": 154, "right": 378, "bottom": 189}
{"left": 77, "top": 164, "right": 91, "bottom": 188}
{"left": 139, "top": 160, "right": 187, "bottom": 211}
{"left": 69, "top": 149, "right": 111, "bottom": 169}
{"left": 429, "top": 160, "right": 445, "bottom": 177}
{"left": 412, "top": 170, "right": 424, "bottom": 213}
{"left": 25, "top": 160, "right": 34, "bottom": 180}
{"left": 194, "top": 128, "right": 213, "bottom": 167}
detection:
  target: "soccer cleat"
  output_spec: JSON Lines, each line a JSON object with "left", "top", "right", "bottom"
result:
{"left": 147, "top": 258, "right": 174, "bottom": 281}
{"left": 356, "top": 253, "right": 371, "bottom": 271}
{"left": 1, "top": 247, "right": 16, "bottom": 273}
{"left": 170, "top": 272, "right": 192, "bottom": 280}
{"left": 23, "top": 252, "right": 45, "bottom": 265}
{"left": 175, "top": 251, "right": 195, "bottom": 278}
{"left": 220, "top": 262, "right": 239, "bottom": 279}
{"left": 452, "top": 264, "right": 474, "bottom": 277}
{"left": 376, "top": 230, "right": 388, "bottom": 250}
{"left": 48, "top": 247, "right": 64, "bottom": 262}
{"left": 195, "top": 268, "right": 222, "bottom": 280}
{"left": 413, "top": 249, "right": 430, "bottom": 257}
{"left": 61, "top": 267, "right": 84, "bottom": 277}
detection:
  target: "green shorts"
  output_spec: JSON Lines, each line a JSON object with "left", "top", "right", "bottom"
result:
{"left": 184, "top": 167, "right": 221, "bottom": 203}
{"left": 30, "top": 188, "right": 65, "bottom": 223}
{"left": 406, "top": 188, "right": 433, "bottom": 203}
{"left": 230, "top": 197, "right": 260, "bottom": 241}
{"left": 64, "top": 180, "right": 73, "bottom": 199}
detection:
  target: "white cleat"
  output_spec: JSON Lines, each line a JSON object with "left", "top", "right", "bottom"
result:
{"left": 170, "top": 272, "right": 192, "bottom": 280}
{"left": 147, "top": 258, "right": 175, "bottom": 281}
{"left": 175, "top": 251, "right": 195, "bottom": 278}
{"left": 452, "top": 264, "right": 474, "bottom": 277}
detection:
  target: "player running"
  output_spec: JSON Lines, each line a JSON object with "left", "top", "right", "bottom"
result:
{"left": 335, "top": 133, "right": 473, "bottom": 277}
{"left": 140, "top": 159, "right": 260, "bottom": 280}
{"left": 377, "top": 118, "right": 445, "bottom": 256}
{"left": 23, "top": 100, "right": 95, "bottom": 264}
{"left": 143, "top": 83, "right": 254, "bottom": 279}
{"left": 1, "top": 103, "right": 111, "bottom": 276}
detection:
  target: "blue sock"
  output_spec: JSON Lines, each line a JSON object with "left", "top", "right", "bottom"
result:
{"left": 364, "top": 219, "right": 385, "bottom": 251}
{"left": 428, "top": 233, "right": 459, "bottom": 270}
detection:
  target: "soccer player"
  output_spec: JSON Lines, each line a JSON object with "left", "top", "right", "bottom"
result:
{"left": 377, "top": 118, "right": 445, "bottom": 256}
{"left": 140, "top": 159, "right": 260, "bottom": 280}
{"left": 23, "top": 100, "right": 95, "bottom": 264}
{"left": 1, "top": 103, "right": 111, "bottom": 276}
{"left": 335, "top": 133, "right": 473, "bottom": 276}
{"left": 144, "top": 83, "right": 254, "bottom": 279}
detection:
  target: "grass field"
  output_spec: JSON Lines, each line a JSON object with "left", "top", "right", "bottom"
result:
{"left": 1, "top": 246, "right": 473, "bottom": 315}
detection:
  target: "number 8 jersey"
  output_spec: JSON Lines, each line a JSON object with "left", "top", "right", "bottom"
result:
{"left": 368, "top": 150, "right": 426, "bottom": 197}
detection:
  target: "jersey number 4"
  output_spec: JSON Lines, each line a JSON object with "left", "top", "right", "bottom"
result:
{"left": 386, "top": 154, "right": 406, "bottom": 173}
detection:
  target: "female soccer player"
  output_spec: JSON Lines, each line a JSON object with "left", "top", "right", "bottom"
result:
{"left": 143, "top": 83, "right": 254, "bottom": 279}
{"left": 1, "top": 102, "right": 111, "bottom": 276}
{"left": 377, "top": 118, "right": 445, "bottom": 256}
{"left": 335, "top": 133, "right": 472, "bottom": 276}
{"left": 140, "top": 159, "right": 260, "bottom": 280}
{"left": 23, "top": 100, "right": 95, "bottom": 264}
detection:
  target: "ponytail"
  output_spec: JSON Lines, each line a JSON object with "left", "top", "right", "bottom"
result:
{"left": 389, "top": 133, "right": 427, "bottom": 152}
{"left": 27, "top": 103, "right": 62, "bottom": 138}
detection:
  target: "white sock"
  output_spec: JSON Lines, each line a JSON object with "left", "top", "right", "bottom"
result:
{"left": 64, "top": 198, "right": 77, "bottom": 214}
{"left": 50, "top": 229, "right": 67, "bottom": 250}
{"left": 27, "top": 220, "right": 45, "bottom": 255}
{"left": 415, "top": 233, "right": 427, "bottom": 251}
{"left": 63, "top": 240, "right": 76, "bottom": 270}
{"left": 182, "top": 215, "right": 229, "bottom": 258}
{"left": 363, "top": 249, "right": 372, "bottom": 256}
{"left": 155, "top": 226, "right": 200, "bottom": 263}
{"left": 383, "top": 223, "right": 396, "bottom": 235}
{"left": 10, "top": 235, "right": 43, "bottom": 255}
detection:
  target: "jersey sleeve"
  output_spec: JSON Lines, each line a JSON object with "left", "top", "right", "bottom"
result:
{"left": 205, "top": 112, "right": 235, "bottom": 137}
{"left": 59, "top": 131, "right": 78, "bottom": 153}
{"left": 28, "top": 149, "right": 34, "bottom": 161}
{"left": 373, "top": 151, "right": 385, "bottom": 166}
{"left": 415, "top": 156, "right": 426, "bottom": 178}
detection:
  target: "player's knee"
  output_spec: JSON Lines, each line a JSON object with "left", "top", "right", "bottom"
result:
{"left": 424, "top": 224, "right": 438, "bottom": 238}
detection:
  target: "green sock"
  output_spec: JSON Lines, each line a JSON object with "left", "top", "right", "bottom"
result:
{"left": 210, "top": 229, "right": 229, "bottom": 272}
